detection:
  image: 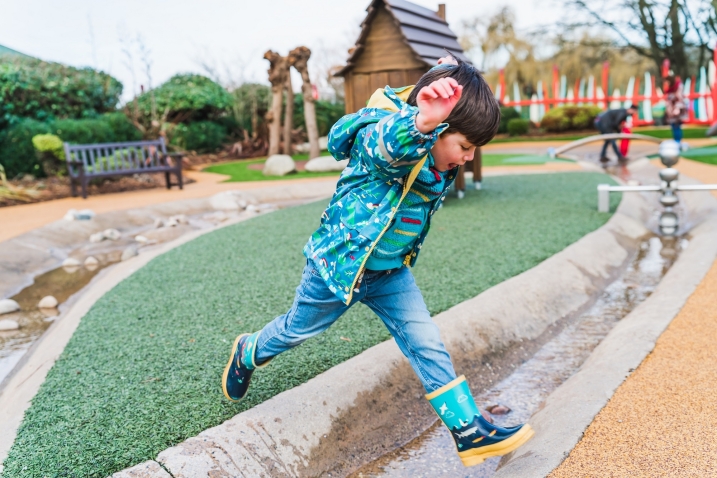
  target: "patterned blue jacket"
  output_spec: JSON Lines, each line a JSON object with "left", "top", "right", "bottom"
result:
{"left": 303, "top": 86, "right": 458, "bottom": 304}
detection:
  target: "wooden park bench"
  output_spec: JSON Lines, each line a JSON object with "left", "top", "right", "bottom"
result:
{"left": 64, "top": 137, "right": 183, "bottom": 198}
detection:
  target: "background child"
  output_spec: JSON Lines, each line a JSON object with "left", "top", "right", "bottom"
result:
{"left": 222, "top": 57, "right": 533, "bottom": 467}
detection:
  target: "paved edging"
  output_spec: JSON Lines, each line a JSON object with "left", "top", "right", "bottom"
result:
{"left": 111, "top": 174, "right": 654, "bottom": 477}
{"left": 0, "top": 180, "right": 337, "bottom": 300}
{"left": 0, "top": 210, "right": 293, "bottom": 470}
{"left": 494, "top": 179, "right": 717, "bottom": 477}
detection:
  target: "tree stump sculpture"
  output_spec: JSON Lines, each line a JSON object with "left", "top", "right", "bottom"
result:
{"left": 264, "top": 50, "right": 290, "bottom": 156}
{"left": 288, "top": 46, "right": 320, "bottom": 160}
{"left": 283, "top": 73, "right": 294, "bottom": 155}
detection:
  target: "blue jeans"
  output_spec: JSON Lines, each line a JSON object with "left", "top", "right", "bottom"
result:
{"left": 671, "top": 122, "right": 683, "bottom": 143}
{"left": 255, "top": 260, "right": 457, "bottom": 392}
{"left": 600, "top": 138, "right": 622, "bottom": 160}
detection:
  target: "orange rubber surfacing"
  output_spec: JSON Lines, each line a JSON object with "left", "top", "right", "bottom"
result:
{"left": 550, "top": 255, "right": 717, "bottom": 477}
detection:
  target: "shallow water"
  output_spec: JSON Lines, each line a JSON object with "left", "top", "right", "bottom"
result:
{"left": 351, "top": 235, "right": 684, "bottom": 478}
{"left": 0, "top": 258, "right": 118, "bottom": 385}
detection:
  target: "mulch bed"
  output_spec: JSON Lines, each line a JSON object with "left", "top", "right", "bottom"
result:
{"left": 0, "top": 173, "right": 194, "bottom": 208}
{"left": 0, "top": 152, "right": 251, "bottom": 208}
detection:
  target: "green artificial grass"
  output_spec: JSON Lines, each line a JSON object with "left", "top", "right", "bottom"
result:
{"left": 481, "top": 153, "right": 568, "bottom": 166}
{"left": 680, "top": 144, "right": 717, "bottom": 165}
{"left": 633, "top": 126, "right": 708, "bottom": 139}
{"left": 205, "top": 151, "right": 337, "bottom": 182}
{"left": 489, "top": 126, "right": 708, "bottom": 144}
{"left": 2, "top": 172, "right": 620, "bottom": 477}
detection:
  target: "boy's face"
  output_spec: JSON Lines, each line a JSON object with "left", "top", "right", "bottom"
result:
{"left": 432, "top": 132, "right": 476, "bottom": 172}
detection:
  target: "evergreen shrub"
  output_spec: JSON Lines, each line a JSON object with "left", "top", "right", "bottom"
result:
{"left": 540, "top": 105, "right": 602, "bottom": 132}
{"left": 498, "top": 107, "right": 521, "bottom": 134}
{"left": 507, "top": 118, "right": 530, "bottom": 136}
{"left": 171, "top": 121, "right": 227, "bottom": 153}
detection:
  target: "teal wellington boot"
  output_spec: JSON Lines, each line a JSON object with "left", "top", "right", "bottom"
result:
{"left": 221, "top": 331, "right": 271, "bottom": 402}
{"left": 426, "top": 375, "right": 534, "bottom": 467}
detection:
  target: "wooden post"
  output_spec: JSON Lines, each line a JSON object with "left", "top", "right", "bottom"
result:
{"left": 712, "top": 49, "right": 717, "bottom": 124}
{"left": 283, "top": 73, "right": 294, "bottom": 155}
{"left": 288, "top": 46, "right": 320, "bottom": 160}
{"left": 264, "top": 50, "right": 289, "bottom": 157}
{"left": 473, "top": 147, "right": 482, "bottom": 189}
{"left": 455, "top": 164, "right": 465, "bottom": 198}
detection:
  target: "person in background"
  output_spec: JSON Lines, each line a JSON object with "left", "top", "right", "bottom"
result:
{"left": 664, "top": 75, "right": 688, "bottom": 150}
{"left": 595, "top": 104, "right": 638, "bottom": 164}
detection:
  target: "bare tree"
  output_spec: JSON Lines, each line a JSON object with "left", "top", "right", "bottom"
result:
{"left": 288, "top": 46, "right": 320, "bottom": 159}
{"left": 283, "top": 73, "right": 294, "bottom": 155}
{"left": 561, "top": 0, "right": 716, "bottom": 80}
{"left": 263, "top": 50, "right": 290, "bottom": 156}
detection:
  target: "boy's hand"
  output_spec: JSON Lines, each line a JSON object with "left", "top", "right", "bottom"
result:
{"left": 415, "top": 77, "right": 463, "bottom": 134}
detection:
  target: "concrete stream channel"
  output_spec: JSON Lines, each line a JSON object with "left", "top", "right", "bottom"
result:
{"left": 350, "top": 234, "right": 684, "bottom": 478}
{"left": 3, "top": 159, "right": 716, "bottom": 477}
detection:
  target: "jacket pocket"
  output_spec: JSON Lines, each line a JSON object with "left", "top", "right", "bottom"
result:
{"left": 371, "top": 208, "right": 426, "bottom": 259}
{"left": 339, "top": 191, "right": 387, "bottom": 241}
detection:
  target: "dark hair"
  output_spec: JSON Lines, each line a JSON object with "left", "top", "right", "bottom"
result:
{"left": 406, "top": 59, "right": 500, "bottom": 147}
{"left": 627, "top": 104, "right": 638, "bottom": 110}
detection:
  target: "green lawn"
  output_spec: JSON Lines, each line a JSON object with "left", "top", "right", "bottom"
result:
{"left": 209, "top": 153, "right": 563, "bottom": 181}
{"left": 2, "top": 172, "right": 620, "bottom": 477}
{"left": 481, "top": 153, "right": 568, "bottom": 166}
{"left": 205, "top": 151, "right": 338, "bottom": 182}
{"left": 681, "top": 145, "right": 717, "bottom": 165}
{"left": 489, "top": 126, "right": 709, "bottom": 144}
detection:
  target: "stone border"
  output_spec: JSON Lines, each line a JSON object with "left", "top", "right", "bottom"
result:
{"left": 0, "top": 180, "right": 338, "bottom": 300}
{"left": 0, "top": 206, "right": 316, "bottom": 470}
{"left": 493, "top": 178, "right": 717, "bottom": 476}
{"left": 112, "top": 171, "right": 660, "bottom": 477}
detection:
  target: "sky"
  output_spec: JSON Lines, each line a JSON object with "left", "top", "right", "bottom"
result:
{"left": 0, "top": 0, "right": 554, "bottom": 101}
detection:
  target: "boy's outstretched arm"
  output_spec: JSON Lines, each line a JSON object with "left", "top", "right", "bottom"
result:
{"left": 328, "top": 79, "right": 462, "bottom": 179}
{"left": 366, "top": 78, "right": 462, "bottom": 178}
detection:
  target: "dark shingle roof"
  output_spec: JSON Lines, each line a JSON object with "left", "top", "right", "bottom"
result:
{"left": 339, "top": 0, "right": 470, "bottom": 75}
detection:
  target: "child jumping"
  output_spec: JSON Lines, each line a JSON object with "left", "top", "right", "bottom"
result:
{"left": 221, "top": 56, "right": 533, "bottom": 467}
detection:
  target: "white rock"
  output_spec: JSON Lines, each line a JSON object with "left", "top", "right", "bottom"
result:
{"left": 103, "top": 228, "right": 121, "bottom": 241}
{"left": 75, "top": 209, "right": 95, "bottom": 220}
{"left": 64, "top": 209, "right": 78, "bottom": 221}
{"left": 263, "top": 154, "right": 296, "bottom": 176}
{"left": 62, "top": 258, "right": 81, "bottom": 267}
{"left": 0, "top": 319, "right": 20, "bottom": 331}
{"left": 210, "top": 191, "right": 256, "bottom": 211}
{"left": 84, "top": 256, "right": 99, "bottom": 266}
{"left": 121, "top": 245, "right": 138, "bottom": 261}
{"left": 204, "top": 211, "right": 228, "bottom": 222}
{"left": 134, "top": 235, "right": 149, "bottom": 244}
{"left": 89, "top": 232, "right": 105, "bottom": 243}
{"left": 38, "top": 295, "right": 58, "bottom": 309}
{"left": 165, "top": 217, "right": 178, "bottom": 227}
{"left": 305, "top": 156, "right": 349, "bottom": 172}
{"left": 169, "top": 214, "right": 188, "bottom": 225}
{"left": 0, "top": 299, "right": 20, "bottom": 315}
{"left": 153, "top": 218, "right": 165, "bottom": 228}
{"left": 295, "top": 136, "right": 329, "bottom": 154}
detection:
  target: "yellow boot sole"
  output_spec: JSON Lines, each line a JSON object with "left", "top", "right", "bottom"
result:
{"left": 458, "top": 424, "right": 535, "bottom": 467}
{"left": 221, "top": 333, "right": 249, "bottom": 402}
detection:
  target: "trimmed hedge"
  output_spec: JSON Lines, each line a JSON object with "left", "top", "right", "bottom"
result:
{"left": 499, "top": 107, "right": 521, "bottom": 134}
{"left": 0, "top": 113, "right": 141, "bottom": 178}
{"left": 0, "top": 56, "right": 122, "bottom": 128}
{"left": 136, "top": 74, "right": 233, "bottom": 124}
{"left": 171, "top": 121, "right": 228, "bottom": 153}
{"left": 540, "top": 105, "right": 602, "bottom": 132}
{"left": 507, "top": 118, "right": 530, "bottom": 136}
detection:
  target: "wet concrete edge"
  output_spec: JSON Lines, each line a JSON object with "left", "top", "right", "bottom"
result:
{"left": 0, "top": 206, "right": 318, "bottom": 470}
{"left": 494, "top": 173, "right": 717, "bottom": 477}
{"left": 132, "top": 172, "right": 658, "bottom": 477}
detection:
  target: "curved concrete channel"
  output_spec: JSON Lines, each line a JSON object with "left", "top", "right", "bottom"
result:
{"left": 2, "top": 161, "right": 715, "bottom": 477}
{"left": 105, "top": 161, "right": 717, "bottom": 477}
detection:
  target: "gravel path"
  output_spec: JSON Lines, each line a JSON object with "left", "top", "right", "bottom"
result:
{"left": 550, "top": 255, "right": 717, "bottom": 476}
